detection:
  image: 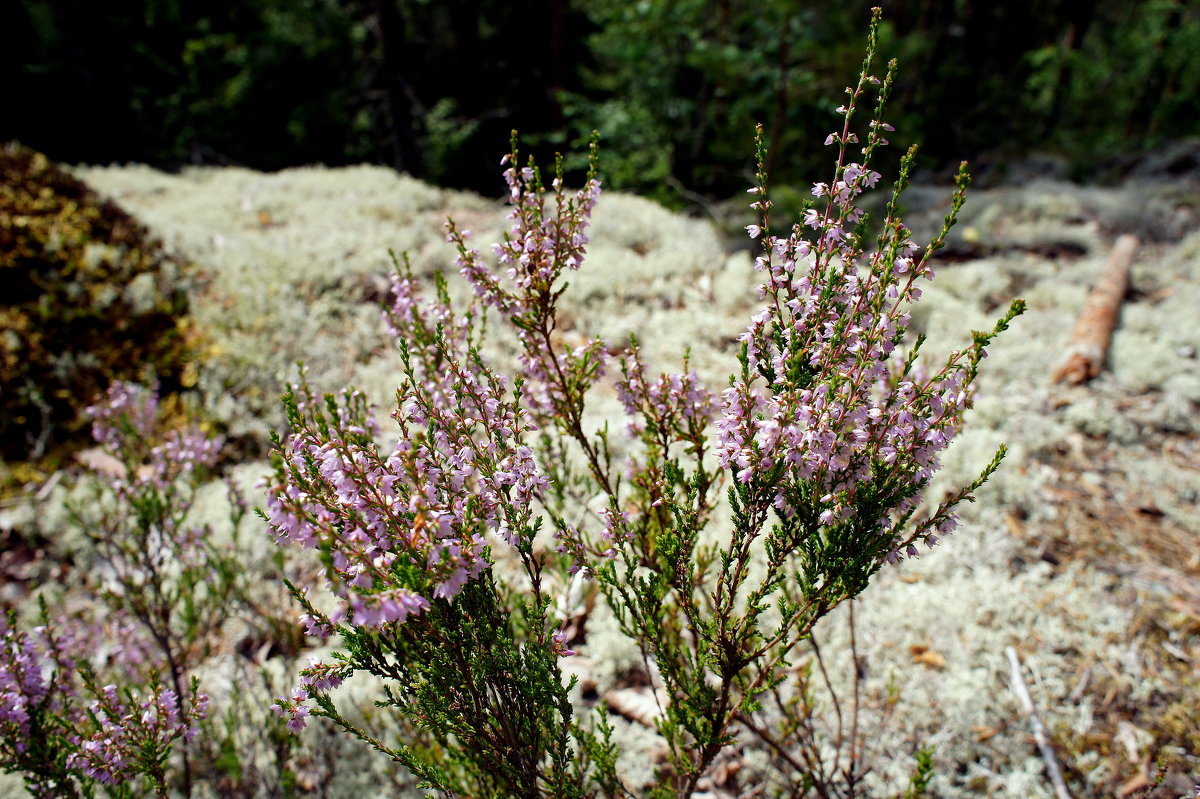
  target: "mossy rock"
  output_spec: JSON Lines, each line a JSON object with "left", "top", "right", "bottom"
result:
{"left": 0, "top": 143, "right": 198, "bottom": 469}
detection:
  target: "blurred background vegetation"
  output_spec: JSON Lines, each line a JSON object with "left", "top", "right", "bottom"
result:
{"left": 5, "top": 0, "right": 1199, "bottom": 207}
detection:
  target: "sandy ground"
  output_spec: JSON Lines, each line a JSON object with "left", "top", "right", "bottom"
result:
{"left": 3, "top": 156, "right": 1198, "bottom": 798}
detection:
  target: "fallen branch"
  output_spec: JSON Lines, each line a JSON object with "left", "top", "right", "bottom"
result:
{"left": 1052, "top": 234, "right": 1138, "bottom": 384}
{"left": 602, "top": 687, "right": 667, "bottom": 728}
{"left": 1006, "top": 645, "right": 1073, "bottom": 799}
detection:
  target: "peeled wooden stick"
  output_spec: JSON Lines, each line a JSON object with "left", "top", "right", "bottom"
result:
{"left": 1052, "top": 234, "right": 1139, "bottom": 384}
{"left": 1006, "top": 646, "right": 1073, "bottom": 799}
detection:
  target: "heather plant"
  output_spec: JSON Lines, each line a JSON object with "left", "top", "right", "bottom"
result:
{"left": 264, "top": 10, "right": 1023, "bottom": 798}
{"left": 75, "top": 381, "right": 316, "bottom": 797}
{"left": 0, "top": 600, "right": 208, "bottom": 798}
{"left": 1, "top": 382, "right": 305, "bottom": 797}
{"left": 77, "top": 382, "right": 232, "bottom": 670}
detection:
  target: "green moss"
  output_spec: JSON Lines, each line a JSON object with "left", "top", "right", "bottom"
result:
{"left": 0, "top": 143, "right": 198, "bottom": 470}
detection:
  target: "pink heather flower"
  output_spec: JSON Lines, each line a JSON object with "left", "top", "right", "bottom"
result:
{"left": 299, "top": 659, "right": 350, "bottom": 693}
{"left": 86, "top": 382, "right": 158, "bottom": 448}
{"left": 549, "top": 631, "right": 576, "bottom": 658}
{"left": 432, "top": 566, "right": 470, "bottom": 600}
{"left": 299, "top": 611, "right": 335, "bottom": 640}
{"left": 553, "top": 523, "right": 588, "bottom": 575}
{"left": 597, "top": 506, "right": 633, "bottom": 548}
{"left": 272, "top": 691, "right": 312, "bottom": 734}
{"left": 0, "top": 624, "right": 50, "bottom": 746}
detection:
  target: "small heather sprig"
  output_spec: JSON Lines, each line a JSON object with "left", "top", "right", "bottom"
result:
{"left": 0, "top": 608, "right": 206, "bottom": 799}
{"left": 86, "top": 382, "right": 222, "bottom": 498}
{"left": 0, "top": 616, "right": 62, "bottom": 753}
{"left": 264, "top": 358, "right": 547, "bottom": 626}
{"left": 76, "top": 382, "right": 236, "bottom": 667}
{"left": 269, "top": 656, "right": 351, "bottom": 733}
{"left": 267, "top": 141, "right": 608, "bottom": 627}
{"left": 449, "top": 136, "right": 611, "bottom": 458}
{"left": 615, "top": 342, "right": 717, "bottom": 445}
{"left": 721, "top": 72, "right": 1024, "bottom": 569}
{"left": 65, "top": 676, "right": 208, "bottom": 794}
{"left": 1, "top": 612, "right": 89, "bottom": 799}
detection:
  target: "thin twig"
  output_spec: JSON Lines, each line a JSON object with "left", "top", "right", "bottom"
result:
{"left": 846, "top": 599, "right": 860, "bottom": 797}
{"left": 1005, "top": 646, "right": 1072, "bottom": 799}
{"left": 809, "top": 635, "right": 844, "bottom": 764}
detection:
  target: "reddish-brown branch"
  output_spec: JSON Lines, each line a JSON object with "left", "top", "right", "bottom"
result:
{"left": 1052, "top": 234, "right": 1138, "bottom": 384}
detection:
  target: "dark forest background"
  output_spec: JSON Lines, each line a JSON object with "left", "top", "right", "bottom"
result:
{"left": 6, "top": 0, "right": 1199, "bottom": 207}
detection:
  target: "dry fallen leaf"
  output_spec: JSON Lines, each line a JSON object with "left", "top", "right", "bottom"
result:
{"left": 972, "top": 725, "right": 1000, "bottom": 741}
{"left": 76, "top": 447, "right": 126, "bottom": 479}
{"left": 909, "top": 644, "right": 947, "bottom": 669}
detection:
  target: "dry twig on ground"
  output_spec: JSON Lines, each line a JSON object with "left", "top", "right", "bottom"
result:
{"left": 1007, "top": 645, "right": 1073, "bottom": 799}
{"left": 1052, "top": 234, "right": 1139, "bottom": 384}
